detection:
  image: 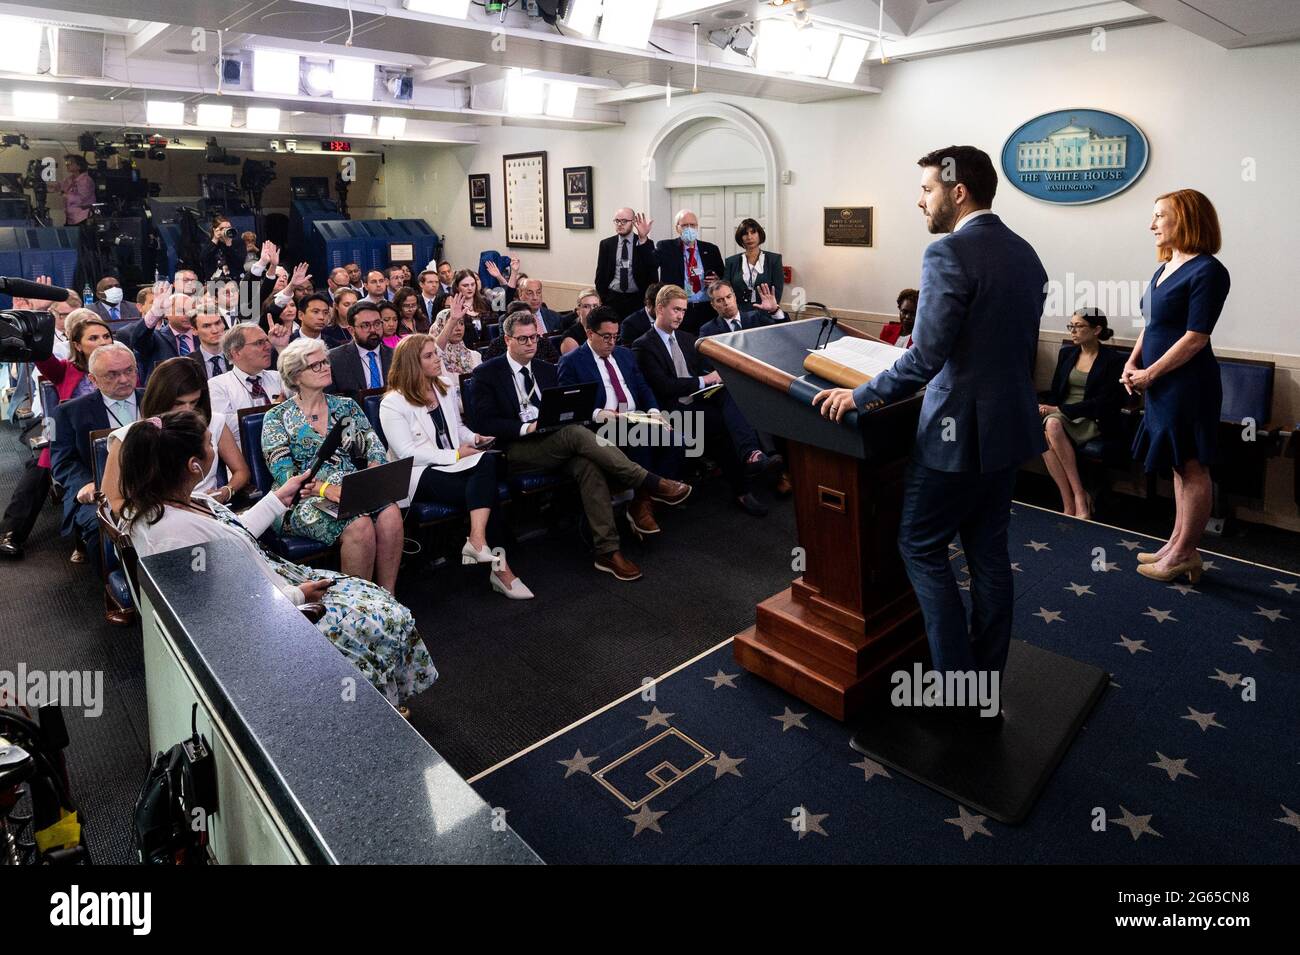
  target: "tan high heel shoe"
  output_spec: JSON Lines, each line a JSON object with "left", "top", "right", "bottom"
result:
{"left": 1136, "top": 552, "right": 1163, "bottom": 564}
{"left": 1136, "top": 556, "right": 1203, "bottom": 583}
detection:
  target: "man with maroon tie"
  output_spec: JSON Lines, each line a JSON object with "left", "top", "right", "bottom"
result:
{"left": 655, "top": 210, "right": 724, "bottom": 335}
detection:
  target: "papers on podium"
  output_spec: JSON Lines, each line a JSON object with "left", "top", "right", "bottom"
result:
{"left": 803, "top": 337, "right": 906, "bottom": 388}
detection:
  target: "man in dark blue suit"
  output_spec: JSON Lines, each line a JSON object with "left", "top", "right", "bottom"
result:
{"left": 655, "top": 210, "right": 724, "bottom": 335}
{"left": 469, "top": 310, "right": 691, "bottom": 582}
{"left": 558, "top": 305, "right": 674, "bottom": 539}
{"left": 114, "top": 287, "right": 199, "bottom": 380}
{"left": 815, "top": 145, "right": 1048, "bottom": 723}
{"left": 697, "top": 279, "right": 786, "bottom": 340}
{"left": 50, "top": 343, "right": 144, "bottom": 566}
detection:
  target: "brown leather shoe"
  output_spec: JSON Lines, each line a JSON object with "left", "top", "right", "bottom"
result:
{"left": 649, "top": 477, "right": 691, "bottom": 506}
{"left": 594, "top": 550, "right": 643, "bottom": 581}
{"left": 775, "top": 471, "right": 793, "bottom": 496}
{"left": 628, "top": 493, "right": 661, "bottom": 537}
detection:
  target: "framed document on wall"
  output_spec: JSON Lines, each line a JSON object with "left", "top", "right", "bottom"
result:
{"left": 503, "top": 151, "right": 549, "bottom": 249}
{"left": 563, "top": 165, "right": 593, "bottom": 229}
{"left": 468, "top": 173, "right": 491, "bottom": 228}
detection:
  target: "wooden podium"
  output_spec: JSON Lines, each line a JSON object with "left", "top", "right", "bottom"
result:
{"left": 698, "top": 320, "right": 928, "bottom": 720}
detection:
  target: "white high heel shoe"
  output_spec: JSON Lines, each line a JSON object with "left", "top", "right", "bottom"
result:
{"left": 491, "top": 572, "right": 534, "bottom": 600}
{"left": 461, "top": 540, "right": 497, "bottom": 566}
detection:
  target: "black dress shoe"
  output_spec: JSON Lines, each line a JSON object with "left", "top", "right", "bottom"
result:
{"left": 0, "top": 532, "right": 23, "bottom": 560}
{"left": 735, "top": 492, "right": 768, "bottom": 517}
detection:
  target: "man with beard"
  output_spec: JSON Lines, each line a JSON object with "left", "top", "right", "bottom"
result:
{"left": 813, "top": 145, "right": 1047, "bottom": 728}
{"left": 328, "top": 301, "right": 393, "bottom": 396}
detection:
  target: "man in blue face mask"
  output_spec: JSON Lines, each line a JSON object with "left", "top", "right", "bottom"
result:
{"left": 655, "top": 209, "right": 724, "bottom": 335}
{"left": 90, "top": 277, "right": 141, "bottom": 324}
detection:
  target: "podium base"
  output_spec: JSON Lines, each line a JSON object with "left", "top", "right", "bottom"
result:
{"left": 848, "top": 640, "right": 1108, "bottom": 825}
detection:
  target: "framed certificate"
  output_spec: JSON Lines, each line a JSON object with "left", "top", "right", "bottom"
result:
{"left": 503, "top": 151, "right": 549, "bottom": 249}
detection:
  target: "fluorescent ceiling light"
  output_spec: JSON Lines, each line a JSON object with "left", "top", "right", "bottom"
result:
{"left": 146, "top": 101, "right": 184, "bottom": 126}
{"left": 12, "top": 90, "right": 58, "bottom": 120}
{"left": 332, "top": 58, "right": 375, "bottom": 101}
{"left": 598, "top": 2, "right": 656, "bottom": 49}
{"left": 252, "top": 49, "right": 300, "bottom": 95}
{"left": 829, "top": 35, "right": 870, "bottom": 83}
{"left": 246, "top": 106, "right": 281, "bottom": 131}
{"left": 544, "top": 83, "right": 577, "bottom": 118}
{"left": 2, "top": 18, "right": 44, "bottom": 74}
{"left": 563, "top": 0, "right": 601, "bottom": 36}
{"left": 343, "top": 113, "right": 374, "bottom": 135}
{"left": 377, "top": 116, "right": 406, "bottom": 137}
{"left": 505, "top": 68, "right": 545, "bottom": 115}
{"left": 402, "top": 0, "right": 471, "bottom": 17}
{"left": 755, "top": 20, "right": 839, "bottom": 78}
{"left": 196, "top": 103, "right": 233, "bottom": 127}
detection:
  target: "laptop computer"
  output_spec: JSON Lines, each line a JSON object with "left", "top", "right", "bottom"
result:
{"left": 528, "top": 382, "right": 597, "bottom": 435}
{"left": 311, "top": 457, "right": 414, "bottom": 520}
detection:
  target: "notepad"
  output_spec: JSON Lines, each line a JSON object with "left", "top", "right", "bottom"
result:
{"left": 804, "top": 337, "right": 905, "bottom": 388}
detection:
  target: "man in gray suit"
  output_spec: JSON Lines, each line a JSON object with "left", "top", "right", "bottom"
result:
{"left": 88, "top": 277, "right": 141, "bottom": 323}
{"left": 815, "top": 145, "right": 1047, "bottom": 720}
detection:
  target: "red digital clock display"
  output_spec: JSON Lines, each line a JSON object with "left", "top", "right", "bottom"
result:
{"left": 321, "top": 140, "right": 352, "bottom": 152}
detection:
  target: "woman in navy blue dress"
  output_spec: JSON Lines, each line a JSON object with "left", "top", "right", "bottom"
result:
{"left": 1124, "top": 189, "right": 1230, "bottom": 583}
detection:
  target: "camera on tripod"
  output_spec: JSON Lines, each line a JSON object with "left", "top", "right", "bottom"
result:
{"left": 204, "top": 137, "right": 240, "bottom": 166}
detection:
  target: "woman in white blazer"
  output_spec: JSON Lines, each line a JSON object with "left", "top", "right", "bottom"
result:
{"left": 380, "top": 334, "right": 532, "bottom": 599}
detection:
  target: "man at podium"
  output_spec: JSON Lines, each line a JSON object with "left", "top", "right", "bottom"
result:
{"left": 814, "top": 145, "right": 1048, "bottom": 717}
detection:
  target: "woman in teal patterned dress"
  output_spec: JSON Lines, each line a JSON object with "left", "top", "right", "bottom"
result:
{"left": 262, "top": 338, "right": 406, "bottom": 592}
{"left": 122, "top": 410, "right": 435, "bottom": 709}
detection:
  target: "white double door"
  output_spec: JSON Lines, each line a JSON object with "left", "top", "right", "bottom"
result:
{"left": 669, "top": 185, "right": 766, "bottom": 251}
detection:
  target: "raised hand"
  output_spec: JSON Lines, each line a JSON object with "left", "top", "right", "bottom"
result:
{"left": 449, "top": 292, "right": 466, "bottom": 322}
{"left": 289, "top": 262, "right": 310, "bottom": 289}
{"left": 267, "top": 317, "right": 292, "bottom": 351}
{"left": 261, "top": 240, "right": 280, "bottom": 269}
{"left": 634, "top": 212, "right": 653, "bottom": 241}
{"left": 484, "top": 260, "right": 504, "bottom": 282}
{"left": 756, "top": 283, "right": 779, "bottom": 312}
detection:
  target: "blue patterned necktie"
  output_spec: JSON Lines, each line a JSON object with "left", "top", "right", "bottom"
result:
{"left": 109, "top": 305, "right": 119, "bottom": 321}
{"left": 177, "top": 332, "right": 191, "bottom": 356}
{"left": 366, "top": 350, "right": 382, "bottom": 388}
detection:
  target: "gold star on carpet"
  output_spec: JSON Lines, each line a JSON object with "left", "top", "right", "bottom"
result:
{"left": 625, "top": 803, "right": 666, "bottom": 836}
{"left": 638, "top": 706, "right": 674, "bottom": 730}
{"left": 945, "top": 804, "right": 992, "bottom": 841}
{"left": 785, "top": 806, "right": 829, "bottom": 839}
{"left": 1149, "top": 752, "right": 1197, "bottom": 781}
{"left": 1276, "top": 805, "right": 1300, "bottom": 833}
{"left": 772, "top": 707, "right": 809, "bottom": 732}
{"left": 709, "top": 751, "right": 745, "bottom": 779}
{"left": 557, "top": 749, "right": 598, "bottom": 778}
{"left": 850, "top": 757, "right": 891, "bottom": 782}
{"left": 1233, "top": 635, "right": 1270, "bottom": 654}
{"left": 1111, "top": 805, "right": 1162, "bottom": 840}
{"left": 1167, "top": 582, "right": 1199, "bottom": 596}
{"left": 1010, "top": 562, "right": 1022, "bottom": 572}
{"left": 1254, "top": 606, "right": 1289, "bottom": 623}
{"left": 1181, "top": 707, "right": 1225, "bottom": 732}
{"left": 1064, "top": 582, "right": 1095, "bottom": 596}
{"left": 704, "top": 669, "right": 739, "bottom": 689}
{"left": 1143, "top": 607, "right": 1176, "bottom": 624}
{"left": 1201, "top": 559, "right": 1217, "bottom": 570}
{"left": 1025, "top": 540, "right": 1050, "bottom": 552}
{"left": 1209, "top": 669, "right": 1243, "bottom": 689}
{"left": 1270, "top": 580, "right": 1298, "bottom": 596}
{"left": 1032, "top": 607, "right": 1064, "bottom": 624}
{"left": 1116, "top": 540, "right": 1144, "bottom": 551}
{"left": 1115, "top": 635, "right": 1150, "bottom": 655}
{"left": 1102, "top": 561, "right": 1121, "bottom": 572}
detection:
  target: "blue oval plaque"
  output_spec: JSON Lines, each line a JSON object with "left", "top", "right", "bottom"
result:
{"left": 1001, "top": 108, "right": 1149, "bottom": 205}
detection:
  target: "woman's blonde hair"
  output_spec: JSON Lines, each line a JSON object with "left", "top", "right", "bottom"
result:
{"left": 387, "top": 334, "right": 448, "bottom": 404}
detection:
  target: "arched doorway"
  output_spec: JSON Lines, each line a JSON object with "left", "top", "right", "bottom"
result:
{"left": 642, "top": 103, "right": 781, "bottom": 254}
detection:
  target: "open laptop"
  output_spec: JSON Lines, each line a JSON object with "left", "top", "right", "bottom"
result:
{"left": 311, "top": 457, "right": 414, "bottom": 520}
{"left": 528, "top": 382, "right": 597, "bottom": 435}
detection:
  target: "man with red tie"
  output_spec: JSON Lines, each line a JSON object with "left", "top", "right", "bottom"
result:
{"left": 655, "top": 210, "right": 724, "bottom": 335}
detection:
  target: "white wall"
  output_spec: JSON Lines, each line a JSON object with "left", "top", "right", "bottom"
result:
{"left": 384, "top": 21, "right": 1298, "bottom": 356}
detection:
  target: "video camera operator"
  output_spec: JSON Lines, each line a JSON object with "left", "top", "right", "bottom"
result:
{"left": 200, "top": 215, "right": 246, "bottom": 282}
{"left": 48, "top": 155, "right": 95, "bottom": 227}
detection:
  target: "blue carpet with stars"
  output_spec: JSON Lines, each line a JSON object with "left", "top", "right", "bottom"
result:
{"left": 471, "top": 503, "right": 1298, "bottom": 863}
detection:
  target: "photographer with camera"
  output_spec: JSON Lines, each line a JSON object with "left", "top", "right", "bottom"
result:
{"left": 201, "top": 216, "right": 246, "bottom": 282}
{"left": 48, "top": 155, "right": 95, "bottom": 227}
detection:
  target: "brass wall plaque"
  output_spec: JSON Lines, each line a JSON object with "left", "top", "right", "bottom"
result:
{"left": 823, "top": 206, "right": 873, "bottom": 247}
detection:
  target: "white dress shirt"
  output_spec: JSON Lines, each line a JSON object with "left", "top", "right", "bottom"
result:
{"left": 506, "top": 353, "right": 539, "bottom": 436}
{"left": 654, "top": 326, "right": 707, "bottom": 389}
{"left": 355, "top": 343, "right": 385, "bottom": 387}
{"left": 587, "top": 342, "right": 642, "bottom": 413}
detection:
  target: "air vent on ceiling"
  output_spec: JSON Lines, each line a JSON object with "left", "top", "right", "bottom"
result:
{"left": 50, "top": 27, "right": 105, "bottom": 78}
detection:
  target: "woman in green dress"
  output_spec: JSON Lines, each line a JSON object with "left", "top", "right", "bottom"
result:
{"left": 1039, "top": 309, "right": 1127, "bottom": 519}
{"left": 262, "top": 337, "right": 405, "bottom": 592}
